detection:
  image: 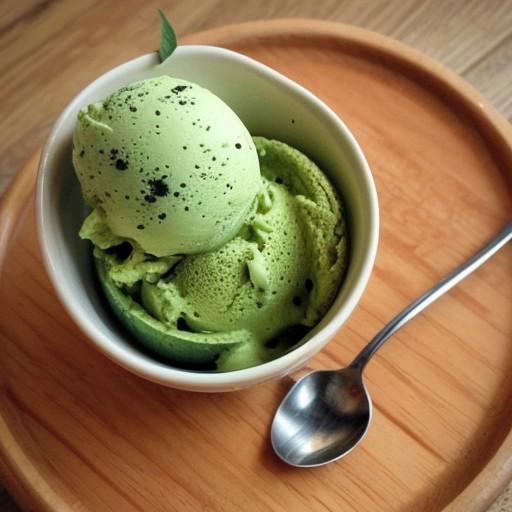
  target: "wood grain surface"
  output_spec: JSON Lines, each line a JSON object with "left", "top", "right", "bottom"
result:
{"left": 2, "top": 0, "right": 512, "bottom": 199}
{"left": 1, "top": 20, "right": 512, "bottom": 512}
{"left": 1, "top": 1, "right": 512, "bottom": 511}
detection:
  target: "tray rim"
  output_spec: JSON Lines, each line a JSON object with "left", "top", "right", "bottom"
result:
{"left": 1, "top": 18, "right": 512, "bottom": 512}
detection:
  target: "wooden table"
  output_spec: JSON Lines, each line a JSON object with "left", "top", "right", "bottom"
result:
{"left": 1, "top": 1, "right": 511, "bottom": 510}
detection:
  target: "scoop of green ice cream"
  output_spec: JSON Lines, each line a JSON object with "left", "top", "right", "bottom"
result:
{"left": 87, "top": 137, "right": 347, "bottom": 371}
{"left": 73, "top": 76, "right": 261, "bottom": 257}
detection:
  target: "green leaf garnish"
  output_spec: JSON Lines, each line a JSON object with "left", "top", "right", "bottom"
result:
{"left": 158, "top": 10, "right": 177, "bottom": 62}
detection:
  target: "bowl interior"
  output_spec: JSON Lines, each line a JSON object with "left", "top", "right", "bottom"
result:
{"left": 38, "top": 46, "right": 378, "bottom": 389}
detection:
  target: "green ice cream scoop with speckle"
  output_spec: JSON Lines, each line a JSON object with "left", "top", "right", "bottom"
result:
{"left": 80, "top": 134, "right": 348, "bottom": 371}
{"left": 73, "top": 76, "right": 260, "bottom": 257}
{"left": 73, "top": 74, "right": 348, "bottom": 372}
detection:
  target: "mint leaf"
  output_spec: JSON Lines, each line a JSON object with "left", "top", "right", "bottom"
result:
{"left": 158, "top": 10, "right": 177, "bottom": 62}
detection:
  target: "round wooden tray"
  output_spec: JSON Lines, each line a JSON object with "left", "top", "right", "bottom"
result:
{"left": 1, "top": 20, "right": 512, "bottom": 512}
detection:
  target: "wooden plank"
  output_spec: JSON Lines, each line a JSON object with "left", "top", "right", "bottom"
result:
{"left": 385, "top": 0, "right": 512, "bottom": 73}
{"left": 0, "top": 0, "right": 42, "bottom": 34}
{"left": 463, "top": 33, "right": 512, "bottom": 123}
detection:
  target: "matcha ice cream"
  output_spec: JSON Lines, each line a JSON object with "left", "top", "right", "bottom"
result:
{"left": 74, "top": 77, "right": 348, "bottom": 372}
{"left": 73, "top": 76, "right": 260, "bottom": 256}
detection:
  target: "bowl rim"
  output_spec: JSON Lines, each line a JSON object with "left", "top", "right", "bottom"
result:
{"left": 36, "top": 45, "right": 379, "bottom": 390}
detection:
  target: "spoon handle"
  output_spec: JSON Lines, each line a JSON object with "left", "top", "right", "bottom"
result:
{"left": 351, "top": 221, "right": 512, "bottom": 370}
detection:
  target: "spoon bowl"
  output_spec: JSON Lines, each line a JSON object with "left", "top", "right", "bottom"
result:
{"left": 271, "top": 367, "right": 371, "bottom": 467}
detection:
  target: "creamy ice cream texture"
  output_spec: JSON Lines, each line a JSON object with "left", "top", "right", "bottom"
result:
{"left": 74, "top": 76, "right": 348, "bottom": 372}
{"left": 73, "top": 76, "right": 260, "bottom": 257}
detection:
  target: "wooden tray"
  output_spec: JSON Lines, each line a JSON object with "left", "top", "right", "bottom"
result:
{"left": 1, "top": 20, "right": 512, "bottom": 512}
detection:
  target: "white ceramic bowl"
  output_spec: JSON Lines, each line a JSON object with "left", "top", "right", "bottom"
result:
{"left": 37, "top": 46, "right": 379, "bottom": 392}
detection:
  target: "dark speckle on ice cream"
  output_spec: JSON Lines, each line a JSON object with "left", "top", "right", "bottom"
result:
{"left": 171, "top": 85, "right": 188, "bottom": 94}
{"left": 148, "top": 178, "right": 169, "bottom": 197}
{"left": 115, "top": 159, "right": 128, "bottom": 170}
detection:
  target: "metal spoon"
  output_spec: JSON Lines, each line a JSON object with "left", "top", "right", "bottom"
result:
{"left": 271, "top": 221, "right": 512, "bottom": 467}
